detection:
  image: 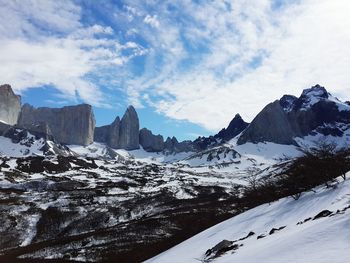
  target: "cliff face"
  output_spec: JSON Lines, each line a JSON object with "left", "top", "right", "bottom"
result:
{"left": 94, "top": 117, "right": 121, "bottom": 149}
{"left": 139, "top": 128, "right": 164, "bottom": 152}
{"left": 119, "top": 106, "right": 140, "bottom": 150}
{"left": 94, "top": 106, "right": 140, "bottom": 150}
{"left": 237, "top": 100, "right": 297, "bottom": 145}
{"left": 18, "top": 104, "right": 95, "bottom": 146}
{"left": 0, "top": 84, "right": 21, "bottom": 125}
{"left": 237, "top": 85, "right": 350, "bottom": 145}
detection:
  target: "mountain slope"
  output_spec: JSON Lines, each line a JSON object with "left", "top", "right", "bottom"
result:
{"left": 238, "top": 84, "right": 350, "bottom": 145}
{"left": 147, "top": 174, "right": 350, "bottom": 263}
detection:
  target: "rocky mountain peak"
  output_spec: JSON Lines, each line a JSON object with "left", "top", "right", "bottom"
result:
{"left": 119, "top": 105, "right": 140, "bottom": 150}
{"left": 280, "top": 95, "right": 297, "bottom": 112}
{"left": 95, "top": 105, "right": 140, "bottom": 150}
{"left": 139, "top": 128, "right": 164, "bottom": 152}
{"left": 301, "top": 84, "right": 329, "bottom": 99}
{"left": 237, "top": 85, "right": 350, "bottom": 145}
{"left": 215, "top": 113, "right": 249, "bottom": 142}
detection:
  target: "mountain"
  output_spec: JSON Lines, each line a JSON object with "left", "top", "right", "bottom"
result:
{"left": 1, "top": 83, "right": 350, "bottom": 262}
{"left": 193, "top": 114, "right": 249, "bottom": 151}
{"left": 237, "top": 84, "right": 350, "bottom": 145}
{"left": 19, "top": 103, "right": 95, "bottom": 146}
{"left": 139, "top": 128, "right": 164, "bottom": 152}
{"left": 94, "top": 106, "right": 140, "bottom": 150}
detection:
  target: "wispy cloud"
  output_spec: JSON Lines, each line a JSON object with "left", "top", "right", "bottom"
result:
{"left": 1, "top": 0, "right": 350, "bottom": 133}
{"left": 144, "top": 14, "right": 160, "bottom": 28}
{"left": 121, "top": 0, "right": 350, "bottom": 131}
{"left": 0, "top": 0, "right": 146, "bottom": 107}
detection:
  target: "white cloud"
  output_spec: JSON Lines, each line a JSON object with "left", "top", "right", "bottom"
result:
{"left": 144, "top": 14, "right": 160, "bottom": 28}
{"left": 125, "top": 0, "right": 350, "bottom": 132}
{"left": 2, "top": 0, "right": 350, "bottom": 134}
{"left": 0, "top": 0, "right": 146, "bottom": 107}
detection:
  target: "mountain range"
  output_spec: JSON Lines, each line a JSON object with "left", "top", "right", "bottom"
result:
{"left": 0, "top": 83, "right": 350, "bottom": 263}
{"left": 1, "top": 83, "right": 349, "bottom": 158}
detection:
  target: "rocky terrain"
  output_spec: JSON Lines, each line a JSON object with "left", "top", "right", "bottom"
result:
{"left": 0, "top": 154, "right": 245, "bottom": 262}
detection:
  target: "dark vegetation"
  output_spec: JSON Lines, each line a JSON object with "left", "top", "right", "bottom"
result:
{"left": 241, "top": 141, "right": 350, "bottom": 209}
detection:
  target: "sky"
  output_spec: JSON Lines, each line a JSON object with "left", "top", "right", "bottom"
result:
{"left": 0, "top": 0, "right": 350, "bottom": 141}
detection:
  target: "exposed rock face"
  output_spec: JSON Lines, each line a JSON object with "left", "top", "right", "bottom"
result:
{"left": 0, "top": 84, "right": 21, "bottom": 125}
{"left": 119, "top": 106, "right": 140, "bottom": 150}
{"left": 0, "top": 121, "right": 11, "bottom": 135}
{"left": 238, "top": 84, "right": 350, "bottom": 145}
{"left": 94, "top": 117, "right": 121, "bottom": 149}
{"left": 16, "top": 122, "right": 53, "bottom": 140}
{"left": 193, "top": 114, "right": 249, "bottom": 151}
{"left": 237, "top": 100, "right": 297, "bottom": 145}
{"left": 215, "top": 114, "right": 249, "bottom": 141}
{"left": 107, "top": 117, "right": 121, "bottom": 149}
{"left": 164, "top": 136, "right": 194, "bottom": 153}
{"left": 139, "top": 128, "right": 164, "bottom": 152}
{"left": 94, "top": 106, "right": 139, "bottom": 150}
{"left": 18, "top": 104, "right": 95, "bottom": 146}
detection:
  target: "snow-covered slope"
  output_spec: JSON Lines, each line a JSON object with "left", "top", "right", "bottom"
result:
{"left": 147, "top": 174, "right": 350, "bottom": 263}
{"left": 0, "top": 132, "right": 73, "bottom": 157}
{"left": 69, "top": 142, "right": 194, "bottom": 163}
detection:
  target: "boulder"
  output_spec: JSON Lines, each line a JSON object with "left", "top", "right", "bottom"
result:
{"left": 18, "top": 103, "right": 95, "bottom": 146}
{"left": 0, "top": 84, "right": 21, "bottom": 125}
{"left": 139, "top": 128, "right": 164, "bottom": 152}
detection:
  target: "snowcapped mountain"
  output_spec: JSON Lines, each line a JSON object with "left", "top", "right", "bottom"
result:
{"left": 238, "top": 85, "right": 350, "bottom": 146}
{"left": 1, "top": 84, "right": 350, "bottom": 262}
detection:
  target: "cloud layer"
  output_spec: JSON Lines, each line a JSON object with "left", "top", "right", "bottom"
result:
{"left": 1, "top": 0, "right": 350, "bottom": 132}
{"left": 0, "top": 0, "right": 145, "bottom": 107}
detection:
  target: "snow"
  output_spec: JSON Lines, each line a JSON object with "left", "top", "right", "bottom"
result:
{"left": 300, "top": 88, "right": 350, "bottom": 112}
{"left": 68, "top": 142, "right": 116, "bottom": 158}
{"left": 295, "top": 128, "right": 350, "bottom": 150}
{"left": 0, "top": 135, "right": 46, "bottom": 157}
{"left": 147, "top": 175, "right": 350, "bottom": 263}
{"left": 68, "top": 142, "right": 194, "bottom": 164}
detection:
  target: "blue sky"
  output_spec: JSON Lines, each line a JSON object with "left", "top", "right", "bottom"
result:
{"left": 1, "top": 0, "right": 350, "bottom": 141}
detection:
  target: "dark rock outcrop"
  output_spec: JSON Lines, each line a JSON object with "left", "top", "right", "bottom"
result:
{"left": 139, "top": 128, "right": 164, "bottom": 152}
{"left": 238, "top": 85, "right": 350, "bottom": 145}
{"left": 237, "top": 100, "right": 296, "bottom": 145}
{"left": 94, "top": 117, "right": 121, "bottom": 149}
{"left": 0, "top": 84, "right": 21, "bottom": 125}
{"left": 193, "top": 114, "right": 249, "bottom": 151}
{"left": 216, "top": 114, "right": 249, "bottom": 141}
{"left": 0, "top": 121, "right": 11, "bottom": 135}
{"left": 164, "top": 136, "right": 194, "bottom": 153}
{"left": 18, "top": 104, "right": 95, "bottom": 146}
{"left": 94, "top": 106, "right": 139, "bottom": 150}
